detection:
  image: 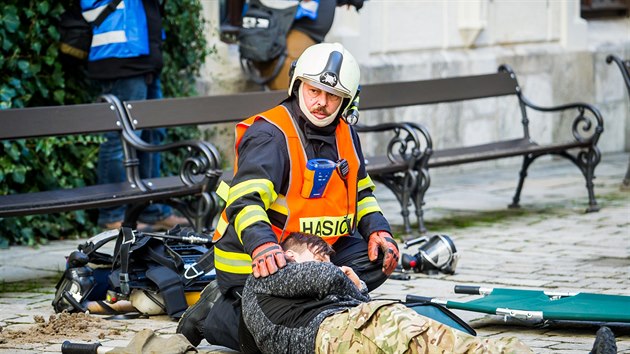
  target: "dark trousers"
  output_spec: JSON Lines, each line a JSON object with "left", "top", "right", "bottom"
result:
{"left": 203, "top": 291, "right": 242, "bottom": 351}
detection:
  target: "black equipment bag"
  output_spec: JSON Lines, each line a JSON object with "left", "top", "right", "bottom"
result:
{"left": 52, "top": 227, "right": 216, "bottom": 319}
{"left": 238, "top": 0, "right": 297, "bottom": 62}
{"left": 238, "top": 0, "right": 298, "bottom": 84}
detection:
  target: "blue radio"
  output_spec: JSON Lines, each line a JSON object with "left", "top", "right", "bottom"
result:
{"left": 301, "top": 159, "right": 336, "bottom": 199}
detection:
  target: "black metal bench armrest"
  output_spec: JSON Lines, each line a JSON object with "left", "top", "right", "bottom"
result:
{"left": 102, "top": 94, "right": 222, "bottom": 192}
{"left": 606, "top": 54, "right": 630, "bottom": 99}
{"left": 521, "top": 95, "right": 604, "bottom": 145}
{"left": 356, "top": 121, "right": 433, "bottom": 168}
{"left": 499, "top": 64, "right": 604, "bottom": 145}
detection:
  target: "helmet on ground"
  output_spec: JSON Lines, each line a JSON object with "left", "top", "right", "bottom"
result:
{"left": 288, "top": 42, "right": 360, "bottom": 114}
{"left": 130, "top": 289, "right": 166, "bottom": 315}
{"left": 401, "top": 235, "right": 459, "bottom": 275}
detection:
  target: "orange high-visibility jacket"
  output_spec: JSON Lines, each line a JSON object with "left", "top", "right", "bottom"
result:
{"left": 214, "top": 105, "right": 359, "bottom": 245}
{"left": 212, "top": 105, "right": 385, "bottom": 292}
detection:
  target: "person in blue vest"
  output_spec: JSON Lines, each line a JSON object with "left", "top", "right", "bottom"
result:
{"left": 81, "top": 0, "right": 187, "bottom": 230}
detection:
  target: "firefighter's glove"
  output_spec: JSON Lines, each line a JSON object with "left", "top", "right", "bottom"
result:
{"left": 251, "top": 242, "right": 286, "bottom": 278}
{"left": 367, "top": 231, "right": 399, "bottom": 276}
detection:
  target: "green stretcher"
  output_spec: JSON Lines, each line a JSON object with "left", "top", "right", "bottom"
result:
{"left": 407, "top": 285, "right": 630, "bottom": 323}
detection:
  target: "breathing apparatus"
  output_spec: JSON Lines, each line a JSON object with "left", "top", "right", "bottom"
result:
{"left": 401, "top": 234, "right": 459, "bottom": 275}
{"left": 52, "top": 250, "right": 97, "bottom": 313}
{"left": 52, "top": 227, "right": 215, "bottom": 318}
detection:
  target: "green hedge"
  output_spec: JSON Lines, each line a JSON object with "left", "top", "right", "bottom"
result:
{"left": 0, "top": 0, "right": 212, "bottom": 248}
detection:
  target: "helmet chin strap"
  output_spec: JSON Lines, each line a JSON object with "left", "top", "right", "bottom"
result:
{"left": 298, "top": 82, "right": 342, "bottom": 128}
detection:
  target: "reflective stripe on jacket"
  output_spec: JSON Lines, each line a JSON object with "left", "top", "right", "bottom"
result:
{"left": 81, "top": 0, "right": 149, "bottom": 61}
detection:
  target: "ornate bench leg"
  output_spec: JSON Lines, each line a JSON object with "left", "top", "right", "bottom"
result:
{"left": 123, "top": 196, "right": 211, "bottom": 232}
{"left": 123, "top": 202, "right": 149, "bottom": 229}
{"left": 622, "top": 155, "right": 630, "bottom": 190}
{"left": 375, "top": 174, "right": 414, "bottom": 235}
{"left": 509, "top": 154, "right": 535, "bottom": 209}
{"left": 579, "top": 148, "right": 601, "bottom": 212}
{"left": 200, "top": 192, "right": 222, "bottom": 232}
{"left": 554, "top": 148, "right": 601, "bottom": 212}
{"left": 411, "top": 167, "right": 430, "bottom": 234}
{"left": 399, "top": 172, "right": 415, "bottom": 235}
{"left": 169, "top": 193, "right": 218, "bottom": 232}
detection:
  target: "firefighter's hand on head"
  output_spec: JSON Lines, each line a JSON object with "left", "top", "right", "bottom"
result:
{"left": 251, "top": 242, "right": 287, "bottom": 278}
{"left": 367, "top": 231, "right": 399, "bottom": 276}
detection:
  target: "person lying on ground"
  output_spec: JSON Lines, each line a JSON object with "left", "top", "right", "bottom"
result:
{"left": 240, "top": 231, "right": 535, "bottom": 354}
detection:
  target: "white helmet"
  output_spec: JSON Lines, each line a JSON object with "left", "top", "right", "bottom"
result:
{"left": 288, "top": 42, "right": 360, "bottom": 114}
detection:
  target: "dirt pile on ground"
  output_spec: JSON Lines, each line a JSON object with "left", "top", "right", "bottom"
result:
{"left": 0, "top": 312, "right": 121, "bottom": 345}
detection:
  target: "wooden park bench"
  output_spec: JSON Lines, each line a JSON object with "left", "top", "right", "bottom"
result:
{"left": 119, "top": 64, "right": 604, "bottom": 235}
{"left": 118, "top": 90, "right": 430, "bottom": 234}
{"left": 606, "top": 54, "right": 630, "bottom": 188}
{"left": 357, "top": 64, "right": 604, "bottom": 232}
{"left": 0, "top": 95, "right": 222, "bottom": 232}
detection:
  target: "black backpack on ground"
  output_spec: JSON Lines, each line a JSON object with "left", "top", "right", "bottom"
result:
{"left": 52, "top": 226, "right": 215, "bottom": 319}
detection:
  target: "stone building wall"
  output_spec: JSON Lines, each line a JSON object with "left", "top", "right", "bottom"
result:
{"left": 195, "top": 1, "right": 630, "bottom": 170}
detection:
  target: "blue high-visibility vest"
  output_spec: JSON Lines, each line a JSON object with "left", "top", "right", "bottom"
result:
{"left": 81, "top": 0, "right": 149, "bottom": 61}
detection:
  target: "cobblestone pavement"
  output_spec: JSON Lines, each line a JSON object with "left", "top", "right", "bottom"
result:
{"left": 1, "top": 153, "right": 628, "bottom": 353}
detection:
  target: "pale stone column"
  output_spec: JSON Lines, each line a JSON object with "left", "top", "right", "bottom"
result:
{"left": 560, "top": 0, "right": 588, "bottom": 49}
{"left": 457, "top": 0, "right": 487, "bottom": 48}
{"left": 198, "top": 0, "right": 249, "bottom": 96}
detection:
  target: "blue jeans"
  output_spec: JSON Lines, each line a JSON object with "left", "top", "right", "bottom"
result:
{"left": 96, "top": 74, "right": 172, "bottom": 226}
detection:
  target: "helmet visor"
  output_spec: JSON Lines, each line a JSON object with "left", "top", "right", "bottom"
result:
{"left": 299, "top": 76, "right": 351, "bottom": 99}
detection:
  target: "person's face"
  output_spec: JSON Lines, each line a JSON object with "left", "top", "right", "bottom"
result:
{"left": 285, "top": 247, "right": 330, "bottom": 263}
{"left": 300, "top": 82, "right": 343, "bottom": 121}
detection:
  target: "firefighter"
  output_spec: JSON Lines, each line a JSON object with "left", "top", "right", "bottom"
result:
{"left": 177, "top": 42, "right": 399, "bottom": 351}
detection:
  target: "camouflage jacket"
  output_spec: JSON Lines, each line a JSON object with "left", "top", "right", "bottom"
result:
{"left": 241, "top": 262, "right": 370, "bottom": 354}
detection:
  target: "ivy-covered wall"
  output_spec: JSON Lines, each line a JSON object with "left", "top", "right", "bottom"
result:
{"left": 0, "top": 0, "right": 212, "bottom": 247}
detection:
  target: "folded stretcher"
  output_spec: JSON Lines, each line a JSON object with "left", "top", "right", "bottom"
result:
{"left": 408, "top": 285, "right": 630, "bottom": 324}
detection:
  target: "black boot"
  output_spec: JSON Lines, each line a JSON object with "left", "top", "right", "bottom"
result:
{"left": 176, "top": 280, "right": 221, "bottom": 346}
{"left": 590, "top": 326, "right": 617, "bottom": 354}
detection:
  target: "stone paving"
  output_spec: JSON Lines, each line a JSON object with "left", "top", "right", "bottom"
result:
{"left": 0, "top": 153, "right": 628, "bottom": 353}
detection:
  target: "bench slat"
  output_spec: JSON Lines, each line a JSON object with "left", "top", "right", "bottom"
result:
{"left": 122, "top": 72, "right": 518, "bottom": 129}
{"left": 126, "top": 91, "right": 287, "bottom": 128}
{"left": 428, "top": 138, "right": 590, "bottom": 167}
{"left": 358, "top": 72, "right": 518, "bottom": 109}
{"left": 0, "top": 176, "right": 201, "bottom": 217}
{"left": 0, "top": 102, "right": 121, "bottom": 140}
{"left": 363, "top": 155, "right": 409, "bottom": 175}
